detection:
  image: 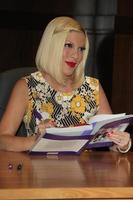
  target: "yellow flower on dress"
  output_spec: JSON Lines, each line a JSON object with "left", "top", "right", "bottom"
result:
{"left": 93, "top": 90, "right": 99, "bottom": 106}
{"left": 89, "top": 77, "right": 99, "bottom": 87}
{"left": 36, "top": 71, "right": 44, "bottom": 80}
{"left": 71, "top": 95, "right": 86, "bottom": 113}
{"left": 41, "top": 102, "right": 54, "bottom": 114}
{"left": 24, "top": 100, "right": 33, "bottom": 123}
{"left": 32, "top": 91, "right": 37, "bottom": 99}
{"left": 55, "top": 93, "right": 63, "bottom": 104}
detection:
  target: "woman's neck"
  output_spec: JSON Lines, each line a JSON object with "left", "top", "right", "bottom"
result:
{"left": 42, "top": 72, "right": 73, "bottom": 93}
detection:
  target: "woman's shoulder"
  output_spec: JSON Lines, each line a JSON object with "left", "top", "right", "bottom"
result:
{"left": 84, "top": 76, "right": 99, "bottom": 87}
{"left": 10, "top": 78, "right": 28, "bottom": 98}
{"left": 23, "top": 71, "right": 45, "bottom": 83}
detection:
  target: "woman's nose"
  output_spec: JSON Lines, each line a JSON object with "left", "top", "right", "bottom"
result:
{"left": 71, "top": 48, "right": 79, "bottom": 59}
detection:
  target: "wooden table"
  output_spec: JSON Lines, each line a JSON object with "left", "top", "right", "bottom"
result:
{"left": 0, "top": 150, "right": 133, "bottom": 199}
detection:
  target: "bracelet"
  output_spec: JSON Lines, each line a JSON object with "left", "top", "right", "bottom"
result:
{"left": 117, "top": 139, "right": 132, "bottom": 153}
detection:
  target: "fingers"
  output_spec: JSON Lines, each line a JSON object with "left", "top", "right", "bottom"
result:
{"left": 36, "top": 119, "right": 56, "bottom": 135}
{"left": 107, "top": 129, "right": 131, "bottom": 149}
{"left": 39, "top": 119, "right": 55, "bottom": 127}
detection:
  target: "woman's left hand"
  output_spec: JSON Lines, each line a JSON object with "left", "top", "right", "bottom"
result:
{"left": 107, "top": 129, "right": 131, "bottom": 152}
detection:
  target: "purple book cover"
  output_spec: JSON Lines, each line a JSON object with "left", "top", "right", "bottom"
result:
{"left": 29, "top": 115, "right": 133, "bottom": 155}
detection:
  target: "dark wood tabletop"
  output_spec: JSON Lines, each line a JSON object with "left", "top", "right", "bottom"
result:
{"left": 0, "top": 150, "right": 133, "bottom": 199}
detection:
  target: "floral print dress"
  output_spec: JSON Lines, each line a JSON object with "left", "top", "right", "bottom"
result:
{"left": 23, "top": 71, "right": 99, "bottom": 136}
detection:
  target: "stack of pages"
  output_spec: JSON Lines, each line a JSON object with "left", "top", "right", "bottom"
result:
{"left": 29, "top": 113, "right": 133, "bottom": 155}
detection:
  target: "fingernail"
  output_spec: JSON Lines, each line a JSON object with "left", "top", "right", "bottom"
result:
{"left": 107, "top": 131, "right": 113, "bottom": 137}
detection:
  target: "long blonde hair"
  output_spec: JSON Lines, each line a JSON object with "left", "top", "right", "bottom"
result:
{"left": 35, "top": 16, "right": 89, "bottom": 87}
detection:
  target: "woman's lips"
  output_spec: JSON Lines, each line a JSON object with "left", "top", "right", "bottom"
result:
{"left": 65, "top": 61, "right": 76, "bottom": 68}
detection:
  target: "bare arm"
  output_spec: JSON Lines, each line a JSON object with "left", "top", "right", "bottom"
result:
{"left": 0, "top": 79, "right": 36, "bottom": 151}
{"left": 97, "top": 83, "right": 112, "bottom": 114}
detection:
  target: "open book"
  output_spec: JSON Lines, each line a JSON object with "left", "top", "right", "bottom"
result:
{"left": 29, "top": 113, "right": 133, "bottom": 155}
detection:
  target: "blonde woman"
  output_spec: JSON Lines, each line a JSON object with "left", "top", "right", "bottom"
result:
{"left": 0, "top": 16, "right": 131, "bottom": 152}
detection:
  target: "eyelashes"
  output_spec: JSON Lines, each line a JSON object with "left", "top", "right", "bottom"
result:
{"left": 64, "top": 43, "right": 86, "bottom": 52}
{"left": 80, "top": 47, "right": 86, "bottom": 52}
{"left": 64, "top": 43, "right": 73, "bottom": 48}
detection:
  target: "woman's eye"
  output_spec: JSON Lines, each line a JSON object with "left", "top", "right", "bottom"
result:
{"left": 79, "top": 47, "right": 86, "bottom": 52}
{"left": 64, "top": 43, "right": 73, "bottom": 48}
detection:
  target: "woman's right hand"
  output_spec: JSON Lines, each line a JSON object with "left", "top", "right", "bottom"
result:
{"left": 36, "top": 119, "right": 56, "bottom": 135}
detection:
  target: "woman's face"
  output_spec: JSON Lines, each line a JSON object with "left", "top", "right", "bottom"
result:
{"left": 62, "top": 31, "right": 86, "bottom": 77}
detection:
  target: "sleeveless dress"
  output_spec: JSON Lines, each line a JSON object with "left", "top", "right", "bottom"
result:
{"left": 23, "top": 71, "right": 99, "bottom": 136}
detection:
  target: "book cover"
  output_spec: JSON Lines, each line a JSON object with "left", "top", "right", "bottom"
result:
{"left": 29, "top": 114, "right": 133, "bottom": 155}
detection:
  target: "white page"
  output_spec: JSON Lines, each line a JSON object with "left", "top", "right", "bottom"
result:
{"left": 46, "top": 124, "right": 93, "bottom": 136}
{"left": 88, "top": 113, "right": 126, "bottom": 124}
{"left": 31, "top": 138, "right": 88, "bottom": 153}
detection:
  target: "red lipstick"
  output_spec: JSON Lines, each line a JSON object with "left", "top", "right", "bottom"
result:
{"left": 65, "top": 61, "right": 76, "bottom": 68}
